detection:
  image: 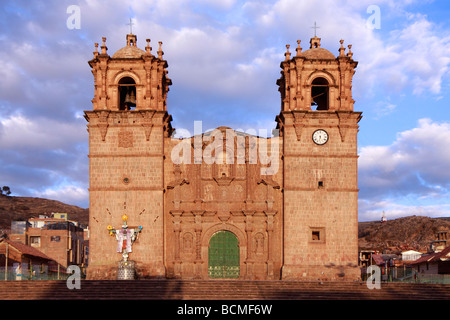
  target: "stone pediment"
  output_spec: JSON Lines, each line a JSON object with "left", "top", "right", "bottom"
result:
{"left": 257, "top": 178, "right": 280, "bottom": 189}
{"left": 214, "top": 174, "right": 234, "bottom": 186}
{"left": 167, "top": 178, "right": 189, "bottom": 189}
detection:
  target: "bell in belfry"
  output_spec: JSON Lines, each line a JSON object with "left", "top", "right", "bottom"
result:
{"left": 124, "top": 92, "right": 130, "bottom": 103}
{"left": 124, "top": 87, "right": 136, "bottom": 109}
{"left": 129, "top": 89, "right": 136, "bottom": 104}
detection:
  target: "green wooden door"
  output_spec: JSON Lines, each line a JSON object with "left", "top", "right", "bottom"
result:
{"left": 208, "top": 231, "right": 240, "bottom": 279}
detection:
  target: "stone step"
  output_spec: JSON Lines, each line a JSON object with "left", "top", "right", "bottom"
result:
{"left": 1, "top": 280, "right": 450, "bottom": 300}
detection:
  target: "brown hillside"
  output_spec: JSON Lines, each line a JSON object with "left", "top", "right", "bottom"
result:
{"left": 359, "top": 215, "right": 450, "bottom": 253}
{"left": 0, "top": 194, "right": 88, "bottom": 232}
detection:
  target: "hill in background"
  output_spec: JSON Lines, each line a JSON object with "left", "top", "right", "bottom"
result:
{"left": 0, "top": 194, "right": 88, "bottom": 232}
{"left": 358, "top": 215, "right": 450, "bottom": 253}
{"left": 1, "top": 195, "right": 449, "bottom": 254}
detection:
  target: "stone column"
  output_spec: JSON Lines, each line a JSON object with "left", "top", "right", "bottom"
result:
{"left": 170, "top": 211, "right": 182, "bottom": 277}
{"left": 264, "top": 210, "right": 276, "bottom": 279}
{"left": 243, "top": 210, "right": 255, "bottom": 279}
{"left": 192, "top": 210, "right": 205, "bottom": 279}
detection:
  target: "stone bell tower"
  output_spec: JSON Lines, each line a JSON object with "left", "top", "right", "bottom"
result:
{"left": 85, "top": 33, "right": 172, "bottom": 279}
{"left": 276, "top": 36, "right": 362, "bottom": 280}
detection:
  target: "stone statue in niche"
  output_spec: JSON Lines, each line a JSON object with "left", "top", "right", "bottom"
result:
{"left": 203, "top": 184, "right": 214, "bottom": 201}
{"left": 253, "top": 232, "right": 265, "bottom": 256}
{"left": 235, "top": 184, "right": 243, "bottom": 198}
{"left": 183, "top": 232, "right": 194, "bottom": 253}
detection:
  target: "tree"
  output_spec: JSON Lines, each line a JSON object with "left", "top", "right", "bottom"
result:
{"left": 2, "top": 186, "right": 11, "bottom": 196}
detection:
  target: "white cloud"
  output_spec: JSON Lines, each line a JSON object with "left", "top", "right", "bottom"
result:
{"left": 359, "top": 198, "right": 450, "bottom": 222}
{"left": 33, "top": 185, "right": 89, "bottom": 208}
{"left": 360, "top": 118, "right": 450, "bottom": 184}
{"left": 0, "top": 114, "right": 85, "bottom": 149}
{"left": 373, "top": 101, "right": 397, "bottom": 119}
{"left": 194, "top": 0, "right": 237, "bottom": 10}
{"left": 0, "top": 60, "right": 23, "bottom": 102}
{"left": 359, "top": 118, "right": 450, "bottom": 220}
{"left": 360, "top": 14, "right": 450, "bottom": 96}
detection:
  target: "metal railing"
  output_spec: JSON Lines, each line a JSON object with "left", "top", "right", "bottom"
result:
{"left": 0, "top": 265, "right": 84, "bottom": 281}
{"left": 362, "top": 266, "right": 450, "bottom": 284}
{"left": 412, "top": 273, "right": 450, "bottom": 284}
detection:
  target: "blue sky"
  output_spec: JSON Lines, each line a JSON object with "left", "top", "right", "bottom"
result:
{"left": 0, "top": 0, "right": 449, "bottom": 221}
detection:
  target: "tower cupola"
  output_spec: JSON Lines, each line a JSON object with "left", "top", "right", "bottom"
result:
{"left": 88, "top": 33, "right": 171, "bottom": 112}
{"left": 277, "top": 37, "right": 357, "bottom": 112}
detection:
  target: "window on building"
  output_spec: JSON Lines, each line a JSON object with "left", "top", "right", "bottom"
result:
{"left": 311, "top": 77, "right": 329, "bottom": 110}
{"left": 51, "top": 236, "right": 61, "bottom": 242}
{"left": 310, "top": 227, "right": 325, "bottom": 243}
{"left": 312, "top": 231, "right": 321, "bottom": 241}
{"left": 30, "top": 236, "right": 40, "bottom": 247}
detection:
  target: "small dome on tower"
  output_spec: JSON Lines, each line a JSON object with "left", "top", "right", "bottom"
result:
{"left": 302, "top": 48, "right": 336, "bottom": 60}
{"left": 301, "top": 36, "right": 335, "bottom": 60}
{"left": 112, "top": 46, "right": 146, "bottom": 58}
{"left": 112, "top": 34, "right": 146, "bottom": 59}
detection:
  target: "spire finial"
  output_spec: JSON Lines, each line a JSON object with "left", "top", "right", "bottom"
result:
{"left": 347, "top": 44, "right": 353, "bottom": 58}
{"left": 158, "top": 41, "right": 164, "bottom": 59}
{"left": 284, "top": 44, "right": 291, "bottom": 61}
{"left": 145, "top": 39, "right": 152, "bottom": 54}
{"left": 339, "top": 39, "right": 346, "bottom": 57}
{"left": 126, "top": 33, "right": 137, "bottom": 47}
{"left": 94, "top": 42, "right": 99, "bottom": 57}
{"left": 101, "top": 37, "right": 107, "bottom": 54}
{"left": 296, "top": 40, "right": 302, "bottom": 56}
{"left": 309, "top": 36, "right": 321, "bottom": 49}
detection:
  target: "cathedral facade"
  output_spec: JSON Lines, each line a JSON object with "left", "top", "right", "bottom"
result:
{"left": 85, "top": 33, "right": 362, "bottom": 281}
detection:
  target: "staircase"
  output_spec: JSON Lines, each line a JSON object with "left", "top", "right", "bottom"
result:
{"left": 1, "top": 280, "right": 450, "bottom": 300}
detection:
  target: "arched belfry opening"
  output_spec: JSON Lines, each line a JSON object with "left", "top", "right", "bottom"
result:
{"left": 311, "top": 77, "right": 329, "bottom": 110}
{"left": 118, "top": 76, "right": 136, "bottom": 110}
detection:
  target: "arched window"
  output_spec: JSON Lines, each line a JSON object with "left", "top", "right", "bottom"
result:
{"left": 311, "top": 77, "right": 329, "bottom": 110}
{"left": 118, "top": 76, "right": 136, "bottom": 110}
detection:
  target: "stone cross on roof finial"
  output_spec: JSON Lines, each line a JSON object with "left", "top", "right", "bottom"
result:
{"left": 311, "top": 21, "right": 320, "bottom": 37}
{"left": 127, "top": 18, "right": 134, "bottom": 34}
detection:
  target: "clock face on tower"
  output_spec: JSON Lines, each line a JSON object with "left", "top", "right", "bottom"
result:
{"left": 312, "top": 129, "right": 328, "bottom": 145}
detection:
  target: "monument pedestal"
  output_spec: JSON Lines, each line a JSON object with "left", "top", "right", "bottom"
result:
{"left": 117, "top": 260, "right": 136, "bottom": 280}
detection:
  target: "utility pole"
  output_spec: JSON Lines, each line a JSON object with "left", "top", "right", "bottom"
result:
{"left": 5, "top": 242, "right": 8, "bottom": 280}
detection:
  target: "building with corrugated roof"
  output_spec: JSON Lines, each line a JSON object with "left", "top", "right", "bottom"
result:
{"left": 0, "top": 238, "right": 58, "bottom": 280}
{"left": 410, "top": 246, "right": 450, "bottom": 275}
